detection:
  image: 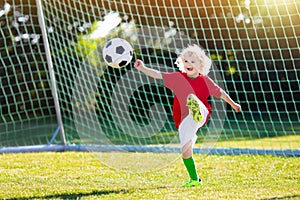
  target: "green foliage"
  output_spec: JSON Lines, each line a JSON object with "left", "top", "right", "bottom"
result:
{"left": 75, "top": 35, "right": 99, "bottom": 57}
{"left": 75, "top": 35, "right": 102, "bottom": 68}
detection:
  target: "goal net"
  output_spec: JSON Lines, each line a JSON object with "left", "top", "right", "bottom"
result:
{"left": 0, "top": 0, "right": 299, "bottom": 157}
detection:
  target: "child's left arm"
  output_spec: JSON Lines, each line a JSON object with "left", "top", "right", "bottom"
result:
{"left": 219, "top": 90, "right": 241, "bottom": 112}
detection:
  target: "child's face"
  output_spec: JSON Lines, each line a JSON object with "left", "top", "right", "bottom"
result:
{"left": 181, "top": 52, "right": 201, "bottom": 77}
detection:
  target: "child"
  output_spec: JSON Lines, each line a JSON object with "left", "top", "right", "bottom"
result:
{"left": 134, "top": 44, "right": 241, "bottom": 187}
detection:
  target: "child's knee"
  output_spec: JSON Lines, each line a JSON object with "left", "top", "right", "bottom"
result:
{"left": 181, "top": 140, "right": 193, "bottom": 158}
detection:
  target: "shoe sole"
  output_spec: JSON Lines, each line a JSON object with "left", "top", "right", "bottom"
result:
{"left": 186, "top": 96, "right": 203, "bottom": 122}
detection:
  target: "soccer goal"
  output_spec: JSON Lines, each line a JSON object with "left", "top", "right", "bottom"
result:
{"left": 0, "top": 0, "right": 299, "bottom": 156}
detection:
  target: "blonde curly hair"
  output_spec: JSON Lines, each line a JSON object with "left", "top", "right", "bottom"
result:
{"left": 175, "top": 44, "right": 212, "bottom": 75}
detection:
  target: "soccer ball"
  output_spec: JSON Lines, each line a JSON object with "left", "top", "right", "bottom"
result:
{"left": 102, "top": 38, "right": 133, "bottom": 68}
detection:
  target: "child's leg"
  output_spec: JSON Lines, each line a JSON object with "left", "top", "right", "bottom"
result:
{"left": 178, "top": 94, "right": 209, "bottom": 185}
{"left": 182, "top": 140, "right": 198, "bottom": 181}
{"left": 178, "top": 114, "right": 198, "bottom": 150}
{"left": 178, "top": 115, "right": 200, "bottom": 182}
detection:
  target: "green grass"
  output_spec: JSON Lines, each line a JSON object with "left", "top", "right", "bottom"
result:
{"left": 211, "top": 135, "right": 300, "bottom": 150}
{"left": 0, "top": 152, "right": 299, "bottom": 200}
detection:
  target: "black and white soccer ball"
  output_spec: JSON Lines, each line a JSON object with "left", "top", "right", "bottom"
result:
{"left": 103, "top": 38, "right": 133, "bottom": 68}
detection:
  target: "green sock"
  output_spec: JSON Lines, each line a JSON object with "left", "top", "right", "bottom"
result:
{"left": 182, "top": 157, "right": 198, "bottom": 180}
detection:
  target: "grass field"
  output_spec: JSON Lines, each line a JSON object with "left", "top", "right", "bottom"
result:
{"left": 212, "top": 135, "right": 300, "bottom": 150}
{"left": 0, "top": 152, "right": 299, "bottom": 200}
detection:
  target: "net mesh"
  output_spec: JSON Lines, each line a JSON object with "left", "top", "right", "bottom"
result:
{"left": 0, "top": 0, "right": 57, "bottom": 147}
{"left": 0, "top": 0, "right": 299, "bottom": 155}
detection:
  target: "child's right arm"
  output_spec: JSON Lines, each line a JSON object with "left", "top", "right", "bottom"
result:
{"left": 134, "top": 59, "right": 163, "bottom": 80}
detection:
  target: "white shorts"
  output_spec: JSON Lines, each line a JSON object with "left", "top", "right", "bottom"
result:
{"left": 178, "top": 94, "right": 209, "bottom": 148}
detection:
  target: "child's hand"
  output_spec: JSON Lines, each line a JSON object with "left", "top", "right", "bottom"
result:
{"left": 233, "top": 103, "right": 241, "bottom": 112}
{"left": 134, "top": 59, "right": 144, "bottom": 70}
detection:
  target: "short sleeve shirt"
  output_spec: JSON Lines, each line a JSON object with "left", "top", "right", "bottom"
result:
{"left": 162, "top": 72, "right": 221, "bottom": 128}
